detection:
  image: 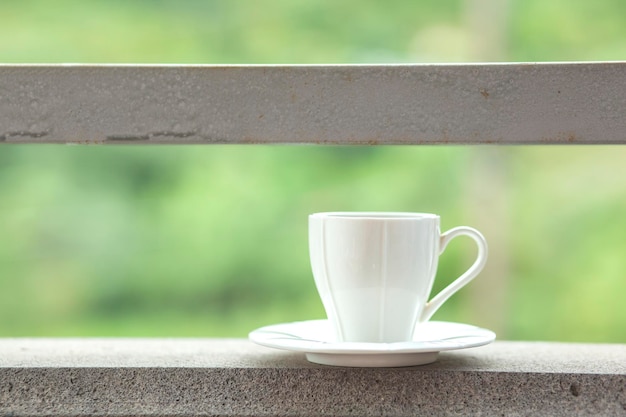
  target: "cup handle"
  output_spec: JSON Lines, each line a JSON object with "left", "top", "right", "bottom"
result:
{"left": 419, "top": 226, "right": 488, "bottom": 323}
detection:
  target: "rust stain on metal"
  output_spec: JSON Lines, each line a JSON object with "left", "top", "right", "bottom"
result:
{"left": 1, "top": 131, "right": 50, "bottom": 140}
{"left": 70, "top": 139, "right": 104, "bottom": 145}
{"left": 106, "top": 134, "right": 150, "bottom": 141}
{"left": 538, "top": 132, "right": 578, "bottom": 143}
{"left": 312, "top": 139, "right": 342, "bottom": 145}
{"left": 150, "top": 131, "right": 197, "bottom": 139}
{"left": 106, "top": 131, "right": 197, "bottom": 142}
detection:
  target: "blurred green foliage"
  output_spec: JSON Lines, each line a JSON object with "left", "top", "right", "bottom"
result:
{"left": 0, "top": 0, "right": 625, "bottom": 342}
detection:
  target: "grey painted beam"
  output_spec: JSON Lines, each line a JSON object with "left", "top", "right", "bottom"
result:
{"left": 0, "top": 339, "right": 625, "bottom": 416}
{"left": 0, "top": 63, "right": 624, "bottom": 145}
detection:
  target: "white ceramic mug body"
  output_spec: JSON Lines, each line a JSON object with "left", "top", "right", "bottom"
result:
{"left": 309, "top": 212, "right": 487, "bottom": 343}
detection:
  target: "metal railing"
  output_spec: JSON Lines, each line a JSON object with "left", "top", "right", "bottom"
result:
{"left": 1, "top": 62, "right": 624, "bottom": 145}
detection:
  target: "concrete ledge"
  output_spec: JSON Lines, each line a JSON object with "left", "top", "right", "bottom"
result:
{"left": 0, "top": 340, "right": 624, "bottom": 416}
{"left": 1, "top": 63, "right": 625, "bottom": 145}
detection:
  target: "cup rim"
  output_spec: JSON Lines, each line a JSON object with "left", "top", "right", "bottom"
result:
{"left": 309, "top": 212, "right": 440, "bottom": 220}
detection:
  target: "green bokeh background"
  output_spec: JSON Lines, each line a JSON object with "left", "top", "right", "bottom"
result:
{"left": 0, "top": 0, "right": 625, "bottom": 342}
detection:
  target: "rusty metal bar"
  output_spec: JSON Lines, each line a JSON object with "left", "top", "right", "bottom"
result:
{"left": 0, "top": 63, "right": 624, "bottom": 145}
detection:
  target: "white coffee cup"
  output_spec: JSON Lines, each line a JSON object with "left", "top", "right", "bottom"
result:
{"left": 309, "top": 212, "right": 488, "bottom": 343}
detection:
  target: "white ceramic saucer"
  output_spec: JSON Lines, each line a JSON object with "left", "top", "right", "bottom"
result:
{"left": 249, "top": 319, "right": 495, "bottom": 367}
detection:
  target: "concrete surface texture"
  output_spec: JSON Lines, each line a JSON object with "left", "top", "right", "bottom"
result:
{"left": 0, "top": 63, "right": 625, "bottom": 145}
{"left": 0, "top": 339, "right": 624, "bottom": 416}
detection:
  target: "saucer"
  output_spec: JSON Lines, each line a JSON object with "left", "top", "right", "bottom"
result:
{"left": 249, "top": 319, "right": 495, "bottom": 367}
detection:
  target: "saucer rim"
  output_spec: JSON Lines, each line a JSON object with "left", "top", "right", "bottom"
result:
{"left": 249, "top": 319, "right": 496, "bottom": 355}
